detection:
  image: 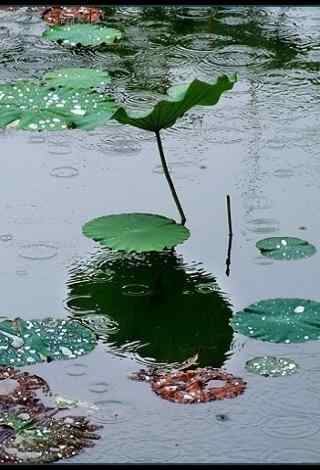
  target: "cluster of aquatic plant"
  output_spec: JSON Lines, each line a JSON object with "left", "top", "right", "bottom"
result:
{"left": 0, "top": 318, "right": 97, "bottom": 366}
{"left": 0, "top": 367, "right": 101, "bottom": 464}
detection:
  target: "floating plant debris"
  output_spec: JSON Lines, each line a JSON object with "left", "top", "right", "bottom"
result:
{"left": 0, "top": 81, "right": 117, "bottom": 130}
{"left": 43, "top": 68, "right": 111, "bottom": 90}
{"left": 0, "top": 318, "right": 97, "bottom": 367}
{"left": 245, "top": 356, "right": 299, "bottom": 377}
{"left": 0, "top": 366, "right": 49, "bottom": 412}
{"left": 42, "top": 6, "right": 104, "bottom": 25}
{"left": 231, "top": 298, "right": 320, "bottom": 343}
{"left": 0, "top": 366, "right": 102, "bottom": 463}
{"left": 256, "top": 237, "right": 316, "bottom": 261}
{"left": 43, "top": 24, "right": 122, "bottom": 47}
{"left": 129, "top": 368, "right": 246, "bottom": 404}
{"left": 82, "top": 213, "right": 190, "bottom": 252}
{"left": 0, "top": 409, "right": 102, "bottom": 464}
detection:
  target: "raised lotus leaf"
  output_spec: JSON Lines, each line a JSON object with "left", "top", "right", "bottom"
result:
{"left": 231, "top": 298, "right": 320, "bottom": 343}
{"left": 256, "top": 236, "right": 316, "bottom": 261}
{"left": 112, "top": 74, "right": 237, "bottom": 132}
{"left": 43, "top": 23, "right": 122, "bottom": 47}
{"left": 82, "top": 213, "right": 190, "bottom": 252}
{"left": 43, "top": 68, "right": 111, "bottom": 90}
{"left": 245, "top": 356, "right": 299, "bottom": 377}
{"left": 0, "top": 81, "right": 117, "bottom": 130}
{"left": 0, "top": 318, "right": 97, "bottom": 366}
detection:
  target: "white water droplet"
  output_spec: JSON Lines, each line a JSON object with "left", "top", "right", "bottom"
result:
{"left": 294, "top": 305, "right": 305, "bottom": 314}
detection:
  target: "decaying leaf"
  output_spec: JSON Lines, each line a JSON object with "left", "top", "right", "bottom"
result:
{"left": 42, "top": 6, "right": 104, "bottom": 25}
{"left": 130, "top": 367, "right": 246, "bottom": 404}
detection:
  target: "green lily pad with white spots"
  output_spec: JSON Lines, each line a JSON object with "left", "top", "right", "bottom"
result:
{"left": 82, "top": 213, "right": 190, "bottom": 252}
{"left": 43, "top": 68, "right": 111, "bottom": 90}
{"left": 43, "top": 24, "right": 122, "bottom": 47}
{"left": 231, "top": 298, "right": 320, "bottom": 343}
{"left": 245, "top": 356, "right": 299, "bottom": 377}
{"left": 0, "top": 81, "right": 117, "bottom": 130}
{"left": 256, "top": 237, "right": 316, "bottom": 261}
{"left": 0, "top": 317, "right": 96, "bottom": 367}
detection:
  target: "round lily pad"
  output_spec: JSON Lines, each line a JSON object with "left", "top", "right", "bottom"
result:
{"left": 82, "top": 213, "right": 190, "bottom": 252}
{"left": 43, "top": 68, "right": 111, "bottom": 90}
{"left": 245, "top": 356, "right": 299, "bottom": 377}
{"left": 0, "top": 318, "right": 97, "bottom": 367}
{"left": 256, "top": 237, "right": 316, "bottom": 261}
{"left": 43, "top": 24, "right": 122, "bottom": 47}
{"left": 231, "top": 298, "right": 320, "bottom": 343}
{"left": 0, "top": 81, "right": 117, "bottom": 130}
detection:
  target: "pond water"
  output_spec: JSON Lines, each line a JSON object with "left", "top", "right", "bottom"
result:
{"left": 0, "top": 4, "right": 320, "bottom": 464}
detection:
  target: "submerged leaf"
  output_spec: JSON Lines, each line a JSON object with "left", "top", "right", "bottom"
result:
{"left": 82, "top": 213, "right": 190, "bottom": 252}
{"left": 43, "top": 68, "right": 111, "bottom": 90}
{"left": 43, "top": 24, "right": 122, "bottom": 47}
{"left": 245, "top": 356, "right": 299, "bottom": 377}
{"left": 256, "top": 236, "right": 316, "bottom": 261}
{"left": 112, "top": 74, "right": 237, "bottom": 131}
{"left": 0, "top": 318, "right": 96, "bottom": 367}
{"left": 0, "top": 81, "right": 117, "bottom": 130}
{"left": 231, "top": 298, "right": 320, "bottom": 343}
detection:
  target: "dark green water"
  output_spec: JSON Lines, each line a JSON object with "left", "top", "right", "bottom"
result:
{"left": 0, "top": 5, "right": 320, "bottom": 463}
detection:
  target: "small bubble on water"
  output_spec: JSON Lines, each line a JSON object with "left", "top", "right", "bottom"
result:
{"left": 50, "top": 166, "right": 79, "bottom": 178}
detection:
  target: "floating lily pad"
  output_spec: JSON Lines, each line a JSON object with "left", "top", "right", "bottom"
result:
{"left": 42, "top": 6, "right": 104, "bottom": 25}
{"left": 82, "top": 213, "right": 190, "bottom": 252}
{"left": 256, "top": 237, "right": 316, "bottom": 261}
{"left": 112, "top": 74, "right": 237, "bottom": 132}
{"left": 43, "top": 24, "right": 122, "bottom": 47}
{"left": 231, "top": 298, "right": 320, "bottom": 343}
{"left": 245, "top": 356, "right": 299, "bottom": 377}
{"left": 0, "top": 81, "right": 117, "bottom": 130}
{"left": 130, "top": 368, "right": 246, "bottom": 404}
{"left": 43, "top": 68, "right": 111, "bottom": 90}
{"left": 0, "top": 318, "right": 96, "bottom": 366}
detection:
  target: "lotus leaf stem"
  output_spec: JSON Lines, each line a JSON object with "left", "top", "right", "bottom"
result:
{"left": 155, "top": 131, "right": 186, "bottom": 226}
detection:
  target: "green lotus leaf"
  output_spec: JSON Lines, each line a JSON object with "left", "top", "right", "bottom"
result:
{"left": 245, "top": 356, "right": 299, "bottom": 377}
{"left": 43, "top": 68, "right": 111, "bottom": 90}
{"left": 256, "top": 236, "right": 316, "bottom": 261}
{"left": 82, "top": 213, "right": 190, "bottom": 252}
{"left": 0, "top": 318, "right": 96, "bottom": 366}
{"left": 231, "top": 298, "right": 320, "bottom": 343}
{"left": 43, "top": 24, "right": 122, "bottom": 47}
{"left": 0, "top": 81, "right": 117, "bottom": 130}
{"left": 112, "top": 74, "right": 237, "bottom": 132}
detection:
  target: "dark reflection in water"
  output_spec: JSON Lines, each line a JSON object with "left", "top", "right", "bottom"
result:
{"left": 66, "top": 250, "right": 233, "bottom": 368}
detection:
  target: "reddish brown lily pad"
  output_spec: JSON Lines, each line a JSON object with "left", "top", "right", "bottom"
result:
{"left": 130, "top": 367, "right": 246, "bottom": 404}
{"left": 0, "top": 366, "right": 102, "bottom": 464}
{"left": 42, "top": 6, "right": 104, "bottom": 25}
{"left": 0, "top": 366, "right": 49, "bottom": 413}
